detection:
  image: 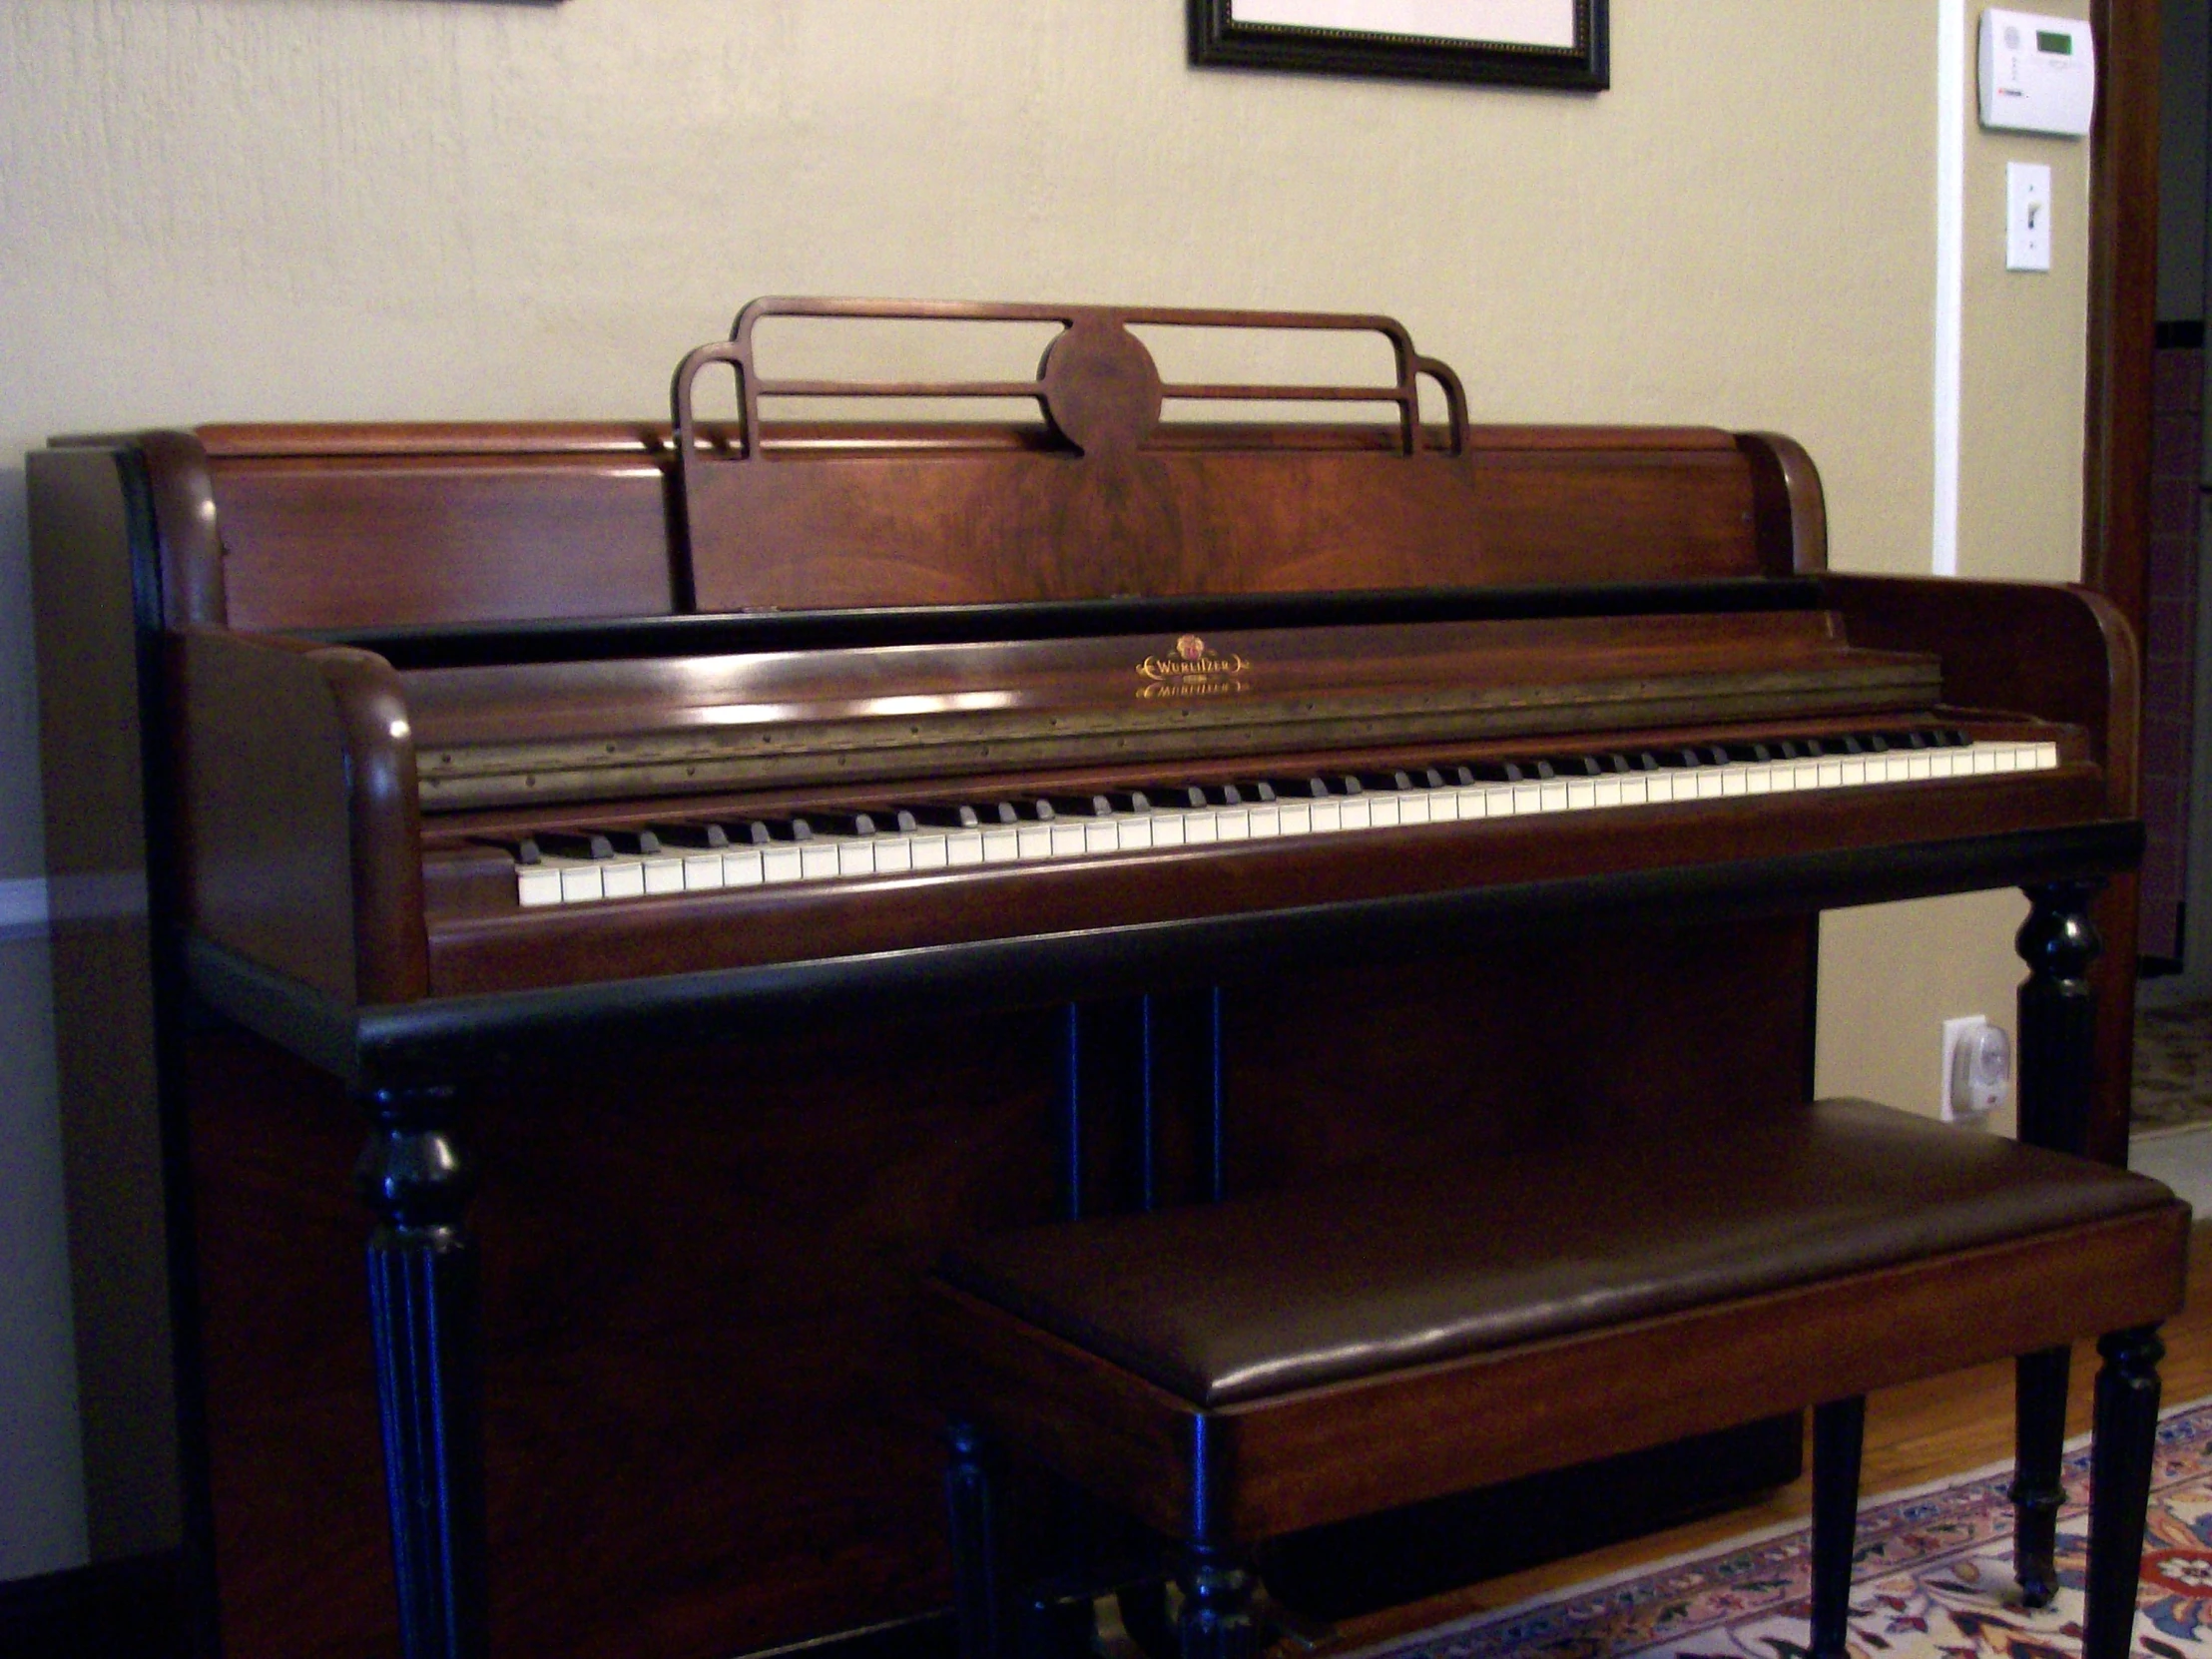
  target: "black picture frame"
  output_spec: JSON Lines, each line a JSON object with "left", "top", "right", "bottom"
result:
{"left": 1189, "top": 0, "right": 1607, "bottom": 91}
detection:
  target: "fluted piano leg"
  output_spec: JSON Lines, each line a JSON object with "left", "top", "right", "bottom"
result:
{"left": 2011, "top": 879, "right": 2102, "bottom": 1607}
{"left": 2082, "top": 1327, "right": 2164, "bottom": 1659}
{"left": 357, "top": 1083, "right": 489, "bottom": 1659}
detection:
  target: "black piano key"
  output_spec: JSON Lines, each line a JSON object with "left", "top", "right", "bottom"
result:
{"left": 1547, "top": 755, "right": 1603, "bottom": 778}
{"left": 537, "top": 830, "right": 615, "bottom": 860}
{"left": 1265, "top": 778, "right": 1331, "bottom": 801}
{"left": 909, "top": 804, "right": 981, "bottom": 830}
{"left": 742, "top": 819, "right": 814, "bottom": 843}
{"left": 506, "top": 835, "right": 543, "bottom": 865}
{"left": 1106, "top": 790, "right": 1154, "bottom": 815}
{"left": 1040, "top": 795, "right": 1113, "bottom": 820}
{"left": 1467, "top": 761, "right": 1525, "bottom": 784}
{"left": 1200, "top": 784, "right": 1247, "bottom": 807}
{"left": 604, "top": 829, "right": 664, "bottom": 856}
{"left": 653, "top": 823, "right": 730, "bottom": 849}
{"left": 811, "top": 812, "right": 880, "bottom": 837}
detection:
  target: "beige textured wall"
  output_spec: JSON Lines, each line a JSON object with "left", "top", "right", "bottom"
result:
{"left": 0, "top": 0, "right": 2091, "bottom": 1574}
{"left": 1816, "top": 0, "right": 2094, "bottom": 1135}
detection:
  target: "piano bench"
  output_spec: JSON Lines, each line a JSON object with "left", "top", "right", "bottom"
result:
{"left": 921, "top": 1099, "right": 2189, "bottom": 1659}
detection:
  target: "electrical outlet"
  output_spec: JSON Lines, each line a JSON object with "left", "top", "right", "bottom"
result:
{"left": 1941, "top": 1014, "right": 2012, "bottom": 1125}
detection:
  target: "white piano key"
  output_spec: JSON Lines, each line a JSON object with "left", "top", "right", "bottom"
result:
{"left": 2034, "top": 742, "right": 2059, "bottom": 769}
{"left": 1619, "top": 777, "right": 1650, "bottom": 807}
{"left": 874, "top": 837, "right": 914, "bottom": 874}
{"left": 1150, "top": 814, "right": 1186, "bottom": 847}
{"left": 517, "top": 865, "right": 564, "bottom": 907}
{"left": 981, "top": 828, "right": 1020, "bottom": 863}
{"left": 946, "top": 830, "right": 986, "bottom": 866}
{"left": 1114, "top": 817, "right": 1153, "bottom": 851}
{"left": 1247, "top": 803, "right": 1282, "bottom": 837}
{"left": 1395, "top": 793, "right": 1430, "bottom": 826}
{"left": 1508, "top": 783, "right": 1542, "bottom": 815}
{"left": 1719, "top": 769, "right": 1748, "bottom": 798}
{"left": 1694, "top": 771, "right": 1725, "bottom": 800}
{"left": 1048, "top": 823, "right": 1088, "bottom": 857}
{"left": 1593, "top": 779, "right": 1622, "bottom": 810}
{"left": 1339, "top": 796, "right": 1373, "bottom": 830}
{"left": 1278, "top": 801, "right": 1313, "bottom": 835}
{"left": 558, "top": 861, "right": 606, "bottom": 903}
{"left": 1906, "top": 754, "right": 1932, "bottom": 781}
{"left": 1838, "top": 760, "right": 1866, "bottom": 788}
{"left": 1367, "top": 795, "right": 1401, "bottom": 829}
{"left": 909, "top": 833, "right": 949, "bottom": 870}
{"left": 762, "top": 845, "right": 804, "bottom": 883}
{"left": 1214, "top": 808, "right": 1251, "bottom": 841}
{"left": 642, "top": 856, "right": 687, "bottom": 896}
{"left": 1538, "top": 782, "right": 1569, "bottom": 813}
{"left": 723, "top": 847, "right": 765, "bottom": 887}
{"left": 1311, "top": 798, "right": 1344, "bottom": 831}
{"left": 1932, "top": 752, "right": 1962, "bottom": 780}
{"left": 1184, "top": 812, "right": 1219, "bottom": 844}
{"left": 601, "top": 860, "right": 648, "bottom": 900}
{"left": 835, "top": 840, "right": 876, "bottom": 877}
{"left": 1562, "top": 780, "right": 1594, "bottom": 811}
{"left": 682, "top": 852, "right": 727, "bottom": 891}
{"left": 1744, "top": 768, "right": 1773, "bottom": 797}
{"left": 799, "top": 842, "right": 840, "bottom": 880}
{"left": 1015, "top": 824, "right": 1053, "bottom": 859}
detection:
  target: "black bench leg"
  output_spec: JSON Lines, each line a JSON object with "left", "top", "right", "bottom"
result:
{"left": 1177, "top": 1541, "right": 1258, "bottom": 1659}
{"left": 2082, "top": 1327, "right": 2164, "bottom": 1659}
{"left": 947, "top": 1420, "right": 1008, "bottom": 1659}
{"left": 1810, "top": 1395, "right": 1866, "bottom": 1659}
{"left": 2010, "top": 1346, "right": 2072, "bottom": 1607}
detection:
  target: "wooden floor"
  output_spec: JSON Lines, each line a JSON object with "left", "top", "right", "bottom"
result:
{"left": 1335, "top": 1221, "right": 2212, "bottom": 1651}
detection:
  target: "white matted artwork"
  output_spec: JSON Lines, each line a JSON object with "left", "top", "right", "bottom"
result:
{"left": 1228, "top": 0, "right": 1577, "bottom": 51}
{"left": 1188, "top": 0, "right": 1606, "bottom": 90}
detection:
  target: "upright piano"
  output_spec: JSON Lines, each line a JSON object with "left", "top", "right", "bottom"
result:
{"left": 29, "top": 299, "right": 2141, "bottom": 1659}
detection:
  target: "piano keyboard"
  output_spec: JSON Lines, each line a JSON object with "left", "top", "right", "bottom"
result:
{"left": 509, "top": 732, "right": 2061, "bottom": 908}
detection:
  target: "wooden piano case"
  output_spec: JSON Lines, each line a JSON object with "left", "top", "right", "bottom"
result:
{"left": 28, "top": 301, "right": 2140, "bottom": 1659}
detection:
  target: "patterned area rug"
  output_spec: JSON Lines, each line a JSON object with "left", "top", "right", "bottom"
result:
{"left": 2137, "top": 1003, "right": 2212, "bottom": 1134}
{"left": 1355, "top": 1398, "right": 2212, "bottom": 1659}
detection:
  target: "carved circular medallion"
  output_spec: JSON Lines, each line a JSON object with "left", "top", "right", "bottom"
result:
{"left": 1038, "top": 316, "right": 1163, "bottom": 457}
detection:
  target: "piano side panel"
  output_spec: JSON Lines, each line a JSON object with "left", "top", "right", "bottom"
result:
{"left": 687, "top": 444, "right": 1764, "bottom": 612}
{"left": 206, "top": 455, "right": 681, "bottom": 632}
{"left": 185, "top": 922, "right": 1809, "bottom": 1659}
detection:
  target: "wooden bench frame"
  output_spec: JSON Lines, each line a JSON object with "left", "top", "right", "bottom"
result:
{"left": 925, "top": 1184, "right": 2189, "bottom": 1659}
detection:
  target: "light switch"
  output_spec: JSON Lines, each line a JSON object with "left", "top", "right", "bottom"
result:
{"left": 2006, "top": 162, "right": 2051, "bottom": 272}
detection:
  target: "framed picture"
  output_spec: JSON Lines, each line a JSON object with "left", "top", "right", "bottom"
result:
{"left": 1189, "top": 0, "right": 1607, "bottom": 91}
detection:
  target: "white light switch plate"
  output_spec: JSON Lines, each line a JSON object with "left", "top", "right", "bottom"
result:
{"left": 2007, "top": 162, "right": 2052, "bottom": 272}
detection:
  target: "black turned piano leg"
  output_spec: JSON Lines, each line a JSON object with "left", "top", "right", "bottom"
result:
{"left": 1177, "top": 1540, "right": 1259, "bottom": 1659}
{"left": 1810, "top": 1396, "right": 1866, "bottom": 1659}
{"left": 946, "top": 1419, "right": 1008, "bottom": 1659}
{"left": 2011, "top": 1348, "right": 2070, "bottom": 1607}
{"left": 2083, "top": 1327, "right": 2164, "bottom": 1659}
{"left": 356, "top": 1084, "right": 489, "bottom": 1659}
{"left": 2011, "top": 879, "right": 2103, "bottom": 1608}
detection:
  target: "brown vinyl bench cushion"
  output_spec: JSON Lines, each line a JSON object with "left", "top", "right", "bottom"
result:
{"left": 935, "top": 1099, "right": 2178, "bottom": 1408}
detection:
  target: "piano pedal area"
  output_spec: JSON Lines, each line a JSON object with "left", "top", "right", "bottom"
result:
{"left": 494, "top": 725, "right": 2064, "bottom": 909}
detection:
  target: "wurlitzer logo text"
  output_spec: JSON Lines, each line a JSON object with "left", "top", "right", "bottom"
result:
{"left": 1137, "top": 635, "right": 1250, "bottom": 700}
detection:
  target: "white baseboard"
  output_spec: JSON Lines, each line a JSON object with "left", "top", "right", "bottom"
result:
{"left": 0, "top": 877, "right": 48, "bottom": 941}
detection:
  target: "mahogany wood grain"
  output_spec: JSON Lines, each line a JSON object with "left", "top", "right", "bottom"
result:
{"left": 176, "top": 630, "right": 428, "bottom": 1002}
{"left": 921, "top": 1201, "right": 2189, "bottom": 1543}
{"left": 2081, "top": 0, "right": 2161, "bottom": 640}
{"left": 137, "top": 417, "right": 1783, "bottom": 638}
{"left": 183, "top": 924, "right": 1814, "bottom": 1659}
{"left": 1736, "top": 432, "right": 1828, "bottom": 575}
{"left": 208, "top": 456, "right": 679, "bottom": 632}
{"left": 1819, "top": 574, "right": 2137, "bottom": 814}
